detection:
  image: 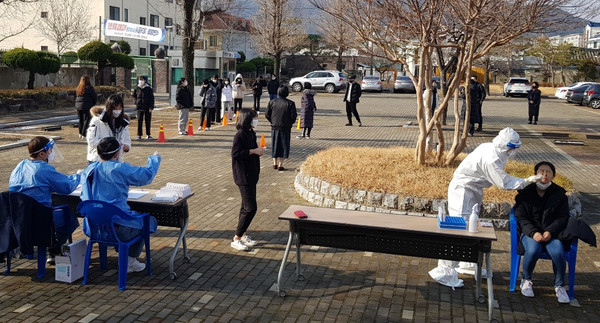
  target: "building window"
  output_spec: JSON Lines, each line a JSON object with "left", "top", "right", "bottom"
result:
{"left": 322, "top": 63, "right": 328, "bottom": 68}
{"left": 150, "top": 44, "right": 159, "bottom": 56}
{"left": 41, "top": 12, "right": 48, "bottom": 18}
{"left": 166, "top": 0, "right": 173, "bottom": 3}
{"left": 109, "top": 6, "right": 120, "bottom": 21}
{"left": 140, "top": 48, "right": 147, "bottom": 56}
{"left": 165, "top": 17, "right": 173, "bottom": 27}
{"left": 140, "top": 17, "right": 146, "bottom": 25}
{"left": 41, "top": 46, "right": 48, "bottom": 52}
{"left": 150, "top": 14, "right": 159, "bottom": 27}
{"left": 124, "top": 9, "right": 128, "bottom": 22}
{"left": 209, "top": 35, "right": 218, "bottom": 47}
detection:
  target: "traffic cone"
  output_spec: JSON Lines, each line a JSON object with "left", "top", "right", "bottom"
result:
{"left": 259, "top": 133, "right": 266, "bottom": 148}
{"left": 234, "top": 110, "right": 239, "bottom": 123}
{"left": 296, "top": 118, "right": 301, "bottom": 130}
{"left": 201, "top": 118, "right": 207, "bottom": 130}
{"left": 187, "top": 119, "right": 194, "bottom": 135}
{"left": 222, "top": 115, "right": 228, "bottom": 126}
{"left": 156, "top": 123, "right": 167, "bottom": 142}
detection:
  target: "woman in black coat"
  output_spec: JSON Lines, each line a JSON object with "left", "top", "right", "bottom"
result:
{"left": 75, "top": 75, "right": 97, "bottom": 139}
{"left": 265, "top": 85, "right": 297, "bottom": 171}
{"left": 231, "top": 108, "right": 264, "bottom": 251}
{"left": 528, "top": 82, "right": 541, "bottom": 124}
{"left": 175, "top": 78, "right": 193, "bottom": 135}
{"left": 297, "top": 82, "right": 317, "bottom": 139}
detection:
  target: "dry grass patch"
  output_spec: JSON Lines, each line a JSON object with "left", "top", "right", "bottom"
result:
{"left": 301, "top": 146, "right": 573, "bottom": 203}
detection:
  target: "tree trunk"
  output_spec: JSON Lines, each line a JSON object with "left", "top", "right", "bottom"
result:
{"left": 550, "top": 65, "right": 555, "bottom": 87}
{"left": 182, "top": 0, "right": 195, "bottom": 97}
{"left": 336, "top": 47, "right": 344, "bottom": 71}
{"left": 27, "top": 71, "right": 35, "bottom": 89}
{"left": 274, "top": 52, "right": 281, "bottom": 81}
{"left": 483, "top": 57, "right": 490, "bottom": 96}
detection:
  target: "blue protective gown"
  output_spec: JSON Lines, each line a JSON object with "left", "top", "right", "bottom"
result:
{"left": 9, "top": 159, "right": 80, "bottom": 207}
{"left": 79, "top": 155, "right": 161, "bottom": 234}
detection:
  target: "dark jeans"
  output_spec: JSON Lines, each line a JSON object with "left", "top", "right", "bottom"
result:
{"left": 236, "top": 185, "right": 257, "bottom": 237}
{"left": 345, "top": 101, "right": 361, "bottom": 124}
{"left": 521, "top": 234, "right": 565, "bottom": 287}
{"left": 269, "top": 93, "right": 277, "bottom": 101}
{"left": 214, "top": 100, "right": 222, "bottom": 123}
{"left": 137, "top": 110, "right": 152, "bottom": 136}
{"left": 234, "top": 98, "right": 243, "bottom": 113}
{"left": 253, "top": 94, "right": 261, "bottom": 112}
{"left": 528, "top": 104, "right": 539, "bottom": 122}
{"left": 302, "top": 127, "right": 312, "bottom": 137}
{"left": 115, "top": 225, "right": 144, "bottom": 257}
{"left": 477, "top": 103, "right": 483, "bottom": 129}
{"left": 200, "top": 107, "right": 214, "bottom": 129}
{"left": 77, "top": 110, "right": 91, "bottom": 136}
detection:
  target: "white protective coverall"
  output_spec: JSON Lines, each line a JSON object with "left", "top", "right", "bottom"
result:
{"left": 430, "top": 127, "right": 540, "bottom": 286}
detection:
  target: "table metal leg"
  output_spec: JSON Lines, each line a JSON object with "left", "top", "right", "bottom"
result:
{"left": 476, "top": 251, "right": 483, "bottom": 302}
{"left": 168, "top": 216, "right": 189, "bottom": 280}
{"left": 486, "top": 251, "right": 494, "bottom": 322}
{"left": 277, "top": 231, "right": 294, "bottom": 297}
{"left": 294, "top": 234, "right": 305, "bottom": 281}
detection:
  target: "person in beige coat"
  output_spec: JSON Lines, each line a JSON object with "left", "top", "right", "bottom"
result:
{"left": 232, "top": 73, "right": 246, "bottom": 113}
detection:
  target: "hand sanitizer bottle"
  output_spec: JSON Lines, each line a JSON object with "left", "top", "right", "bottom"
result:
{"left": 469, "top": 203, "right": 479, "bottom": 232}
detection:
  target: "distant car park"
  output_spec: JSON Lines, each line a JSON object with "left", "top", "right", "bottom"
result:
{"left": 555, "top": 82, "right": 594, "bottom": 99}
{"left": 393, "top": 76, "right": 415, "bottom": 93}
{"left": 583, "top": 83, "right": 600, "bottom": 109}
{"left": 289, "top": 70, "right": 347, "bottom": 93}
{"left": 361, "top": 75, "right": 383, "bottom": 92}
{"left": 565, "top": 84, "right": 590, "bottom": 105}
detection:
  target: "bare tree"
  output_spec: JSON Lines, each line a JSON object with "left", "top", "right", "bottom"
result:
{"left": 311, "top": 0, "right": 600, "bottom": 166}
{"left": 35, "top": 0, "right": 94, "bottom": 55}
{"left": 0, "top": 0, "right": 43, "bottom": 45}
{"left": 179, "top": 0, "right": 233, "bottom": 95}
{"left": 250, "top": 0, "right": 306, "bottom": 79}
{"left": 315, "top": 1, "right": 356, "bottom": 72}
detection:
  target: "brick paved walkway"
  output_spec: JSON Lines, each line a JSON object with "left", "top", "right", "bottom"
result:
{"left": 0, "top": 92, "right": 599, "bottom": 322}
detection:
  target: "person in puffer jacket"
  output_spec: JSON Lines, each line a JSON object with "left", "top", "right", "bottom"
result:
{"left": 132, "top": 75, "right": 154, "bottom": 140}
{"left": 232, "top": 73, "right": 246, "bottom": 113}
{"left": 86, "top": 95, "right": 131, "bottom": 163}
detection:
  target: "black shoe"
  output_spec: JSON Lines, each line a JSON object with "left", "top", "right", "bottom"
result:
{"left": 533, "top": 122, "right": 537, "bottom": 125}
{"left": 345, "top": 123, "right": 352, "bottom": 126}
{"left": 475, "top": 128, "right": 482, "bottom": 132}
{"left": 358, "top": 123, "right": 362, "bottom": 127}
{"left": 528, "top": 121, "right": 532, "bottom": 124}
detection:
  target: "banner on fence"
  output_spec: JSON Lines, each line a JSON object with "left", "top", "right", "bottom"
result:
{"left": 104, "top": 19, "right": 165, "bottom": 43}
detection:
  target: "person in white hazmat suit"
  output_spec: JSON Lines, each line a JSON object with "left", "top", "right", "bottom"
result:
{"left": 430, "top": 127, "right": 542, "bottom": 287}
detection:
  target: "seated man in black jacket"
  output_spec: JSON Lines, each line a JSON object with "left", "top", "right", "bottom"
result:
{"left": 514, "top": 161, "right": 570, "bottom": 303}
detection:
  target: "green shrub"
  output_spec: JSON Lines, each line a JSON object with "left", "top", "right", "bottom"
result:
{"left": 0, "top": 86, "right": 129, "bottom": 100}
{"left": 110, "top": 52, "right": 134, "bottom": 69}
{"left": 78, "top": 41, "right": 112, "bottom": 67}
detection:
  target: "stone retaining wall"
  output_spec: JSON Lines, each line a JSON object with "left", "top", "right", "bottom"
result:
{"left": 0, "top": 91, "right": 131, "bottom": 115}
{"left": 294, "top": 171, "right": 582, "bottom": 230}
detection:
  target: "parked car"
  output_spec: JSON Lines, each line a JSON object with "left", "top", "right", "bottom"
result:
{"left": 583, "top": 83, "right": 600, "bottom": 109}
{"left": 394, "top": 76, "right": 415, "bottom": 93}
{"left": 555, "top": 82, "right": 594, "bottom": 99}
{"left": 565, "top": 84, "right": 592, "bottom": 105}
{"left": 361, "top": 75, "right": 383, "bottom": 92}
{"left": 289, "top": 70, "right": 347, "bottom": 93}
{"left": 503, "top": 77, "right": 531, "bottom": 97}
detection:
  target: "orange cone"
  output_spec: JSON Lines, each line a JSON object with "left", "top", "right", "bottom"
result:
{"left": 234, "top": 110, "right": 239, "bottom": 123}
{"left": 187, "top": 119, "right": 194, "bottom": 135}
{"left": 259, "top": 133, "right": 266, "bottom": 148}
{"left": 222, "top": 116, "right": 228, "bottom": 126}
{"left": 201, "top": 118, "right": 207, "bottom": 130}
{"left": 156, "top": 123, "right": 167, "bottom": 142}
{"left": 296, "top": 117, "right": 301, "bottom": 130}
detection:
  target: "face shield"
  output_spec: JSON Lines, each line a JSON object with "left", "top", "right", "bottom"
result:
{"left": 32, "top": 139, "right": 64, "bottom": 163}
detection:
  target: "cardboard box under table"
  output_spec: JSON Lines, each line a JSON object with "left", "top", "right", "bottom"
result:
{"left": 276, "top": 205, "right": 498, "bottom": 322}
{"left": 55, "top": 238, "right": 86, "bottom": 283}
{"left": 52, "top": 189, "right": 194, "bottom": 280}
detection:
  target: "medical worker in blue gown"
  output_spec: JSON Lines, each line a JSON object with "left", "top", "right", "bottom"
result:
{"left": 9, "top": 136, "right": 81, "bottom": 264}
{"left": 80, "top": 137, "right": 161, "bottom": 273}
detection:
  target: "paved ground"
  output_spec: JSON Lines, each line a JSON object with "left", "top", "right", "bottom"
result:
{"left": 1, "top": 91, "right": 600, "bottom": 322}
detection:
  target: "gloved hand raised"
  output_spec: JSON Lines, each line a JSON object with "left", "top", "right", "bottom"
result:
{"left": 524, "top": 175, "right": 542, "bottom": 185}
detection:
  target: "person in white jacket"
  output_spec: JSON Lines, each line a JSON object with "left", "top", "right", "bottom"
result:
{"left": 232, "top": 73, "right": 246, "bottom": 113}
{"left": 86, "top": 95, "right": 132, "bottom": 163}
{"left": 221, "top": 78, "right": 234, "bottom": 121}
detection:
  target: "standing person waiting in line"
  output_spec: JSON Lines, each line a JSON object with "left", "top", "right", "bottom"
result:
{"left": 9, "top": 136, "right": 81, "bottom": 264}
{"left": 132, "top": 75, "right": 154, "bottom": 140}
{"left": 472, "top": 75, "right": 486, "bottom": 132}
{"left": 514, "top": 161, "right": 571, "bottom": 303}
{"left": 221, "top": 78, "right": 234, "bottom": 121}
{"left": 198, "top": 79, "right": 217, "bottom": 131}
{"left": 266, "top": 85, "right": 297, "bottom": 171}
{"left": 80, "top": 137, "right": 161, "bottom": 272}
{"left": 75, "top": 75, "right": 97, "bottom": 139}
{"left": 343, "top": 75, "right": 362, "bottom": 126}
{"left": 175, "top": 77, "right": 193, "bottom": 135}
{"left": 232, "top": 73, "right": 246, "bottom": 113}
{"left": 87, "top": 95, "right": 131, "bottom": 163}
{"left": 214, "top": 76, "right": 224, "bottom": 124}
{"left": 297, "top": 82, "right": 317, "bottom": 139}
{"left": 527, "top": 82, "right": 541, "bottom": 125}
{"left": 251, "top": 76, "right": 266, "bottom": 114}
{"left": 230, "top": 108, "right": 264, "bottom": 251}
{"left": 267, "top": 75, "right": 279, "bottom": 101}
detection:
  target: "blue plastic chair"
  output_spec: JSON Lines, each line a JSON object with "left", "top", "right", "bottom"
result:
{"left": 77, "top": 200, "right": 152, "bottom": 291}
{"left": 509, "top": 209, "right": 578, "bottom": 299}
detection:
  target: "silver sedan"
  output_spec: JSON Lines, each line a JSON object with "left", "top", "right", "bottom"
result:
{"left": 360, "top": 75, "right": 384, "bottom": 92}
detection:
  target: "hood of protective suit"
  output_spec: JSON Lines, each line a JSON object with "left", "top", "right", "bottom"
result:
{"left": 492, "top": 127, "right": 521, "bottom": 162}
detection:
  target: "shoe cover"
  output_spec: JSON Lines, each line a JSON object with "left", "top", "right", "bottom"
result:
{"left": 429, "top": 266, "right": 464, "bottom": 290}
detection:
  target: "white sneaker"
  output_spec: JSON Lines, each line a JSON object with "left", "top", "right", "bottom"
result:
{"left": 241, "top": 235, "right": 257, "bottom": 247}
{"left": 520, "top": 279, "right": 535, "bottom": 297}
{"left": 231, "top": 240, "right": 249, "bottom": 251}
{"left": 127, "top": 257, "right": 146, "bottom": 273}
{"left": 197, "top": 127, "right": 202, "bottom": 131}
{"left": 555, "top": 286, "right": 570, "bottom": 303}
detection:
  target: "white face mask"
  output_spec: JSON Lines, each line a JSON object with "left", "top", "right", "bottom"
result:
{"left": 272, "top": 77, "right": 276, "bottom": 80}
{"left": 112, "top": 110, "right": 122, "bottom": 118}
{"left": 138, "top": 80, "right": 145, "bottom": 87}
{"left": 47, "top": 149, "right": 55, "bottom": 163}
{"left": 225, "top": 81, "right": 229, "bottom": 85}
{"left": 183, "top": 81, "right": 188, "bottom": 87}
{"left": 536, "top": 181, "right": 552, "bottom": 190}
{"left": 251, "top": 119, "right": 258, "bottom": 128}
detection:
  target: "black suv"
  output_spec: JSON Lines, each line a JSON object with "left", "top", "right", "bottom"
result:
{"left": 582, "top": 83, "right": 600, "bottom": 109}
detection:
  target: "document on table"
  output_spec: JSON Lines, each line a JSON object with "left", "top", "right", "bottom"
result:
{"left": 128, "top": 190, "right": 149, "bottom": 199}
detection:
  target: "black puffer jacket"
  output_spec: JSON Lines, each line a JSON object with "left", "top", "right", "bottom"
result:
{"left": 266, "top": 97, "right": 297, "bottom": 131}
{"left": 514, "top": 183, "right": 570, "bottom": 239}
{"left": 75, "top": 86, "right": 97, "bottom": 111}
{"left": 343, "top": 81, "right": 362, "bottom": 103}
{"left": 132, "top": 85, "right": 155, "bottom": 111}
{"left": 176, "top": 86, "right": 193, "bottom": 109}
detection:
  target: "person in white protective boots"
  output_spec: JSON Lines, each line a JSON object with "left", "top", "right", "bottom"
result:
{"left": 430, "top": 127, "right": 542, "bottom": 287}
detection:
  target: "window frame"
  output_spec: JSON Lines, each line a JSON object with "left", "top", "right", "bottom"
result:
{"left": 109, "top": 6, "right": 120, "bottom": 21}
